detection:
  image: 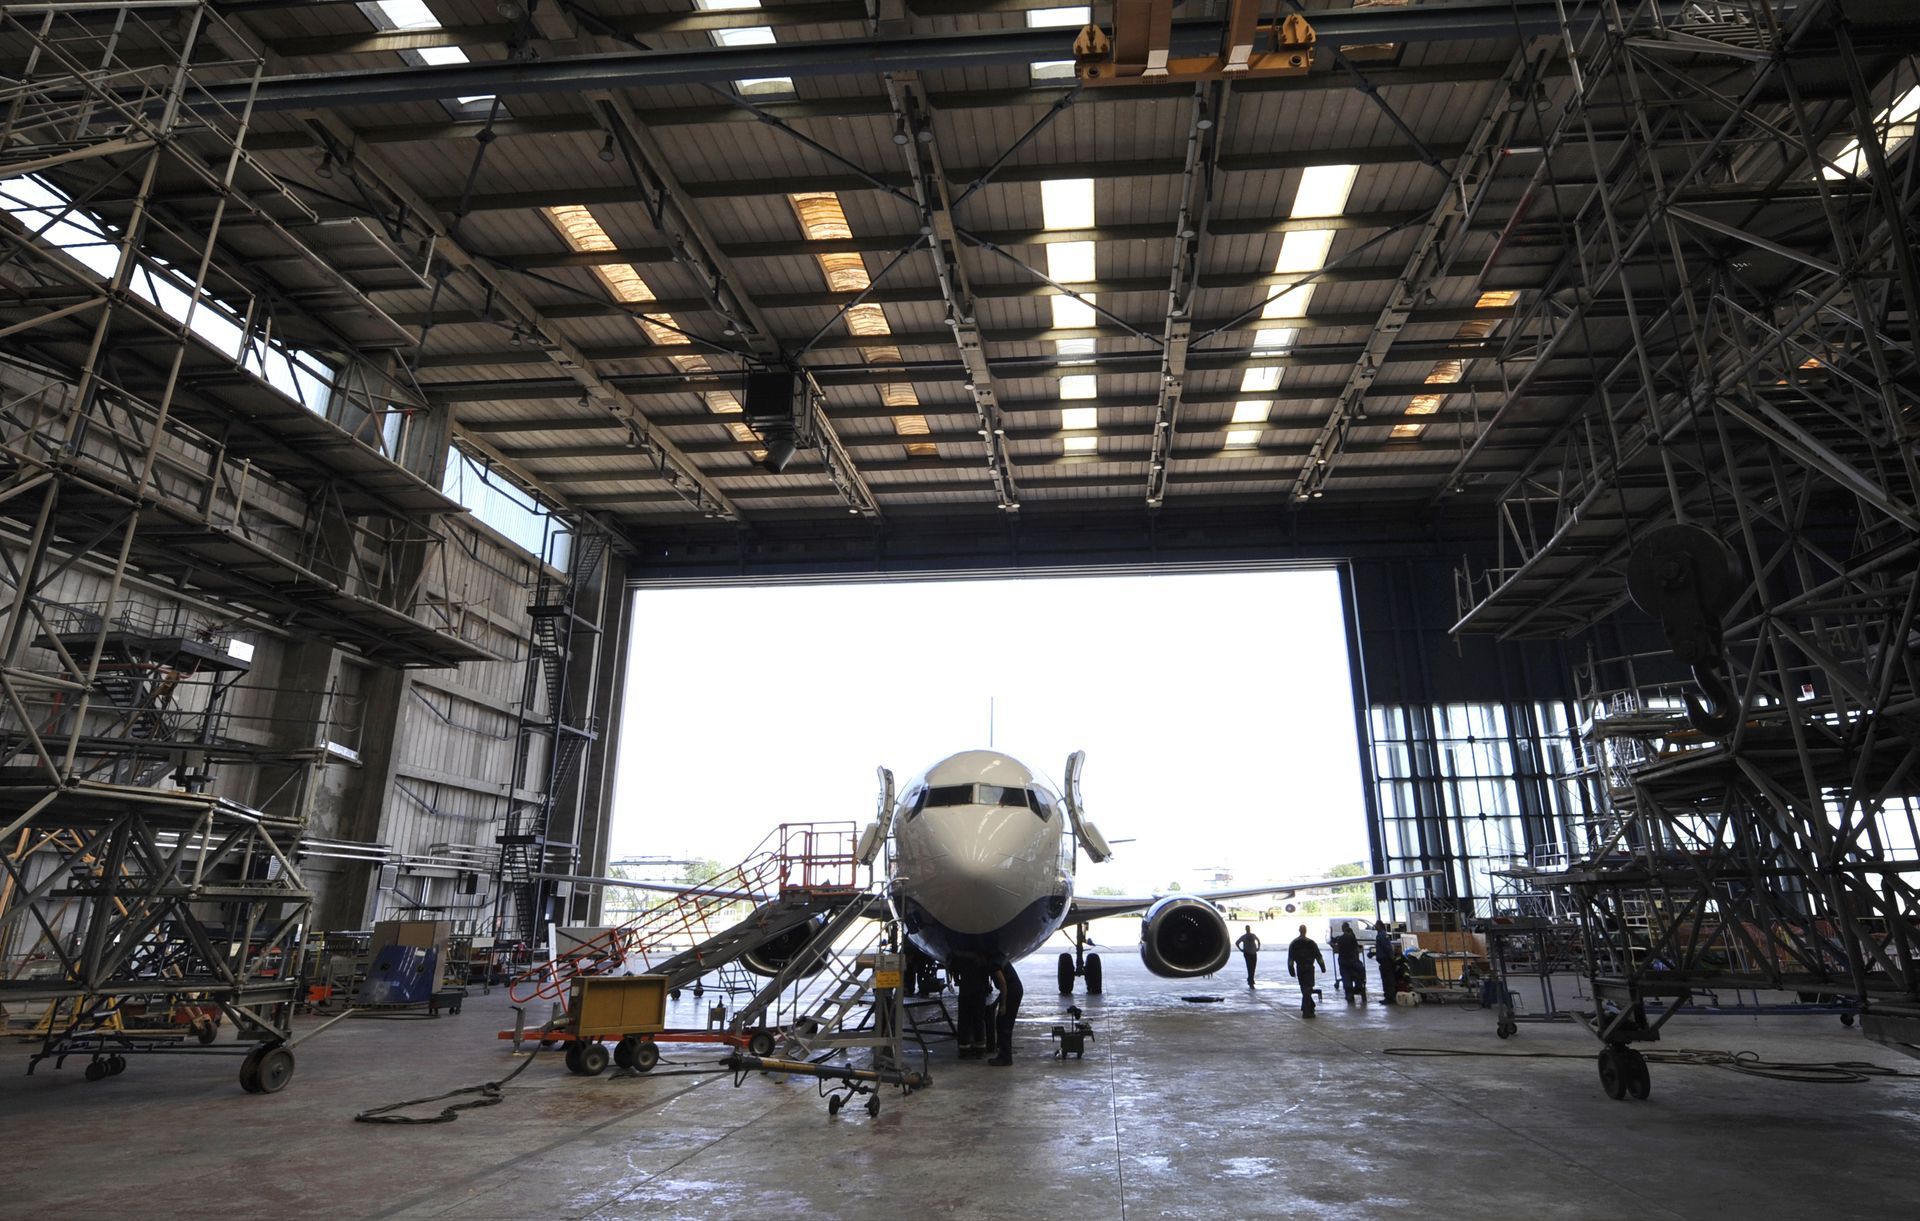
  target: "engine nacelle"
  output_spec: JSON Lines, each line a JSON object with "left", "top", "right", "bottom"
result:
{"left": 740, "top": 914, "right": 831, "bottom": 978}
{"left": 1138, "top": 896, "right": 1232, "bottom": 978}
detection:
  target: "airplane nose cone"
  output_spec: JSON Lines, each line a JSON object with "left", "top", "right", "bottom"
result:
{"left": 895, "top": 809, "right": 1055, "bottom": 935}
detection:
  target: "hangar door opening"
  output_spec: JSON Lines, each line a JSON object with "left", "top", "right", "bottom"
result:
{"left": 610, "top": 568, "right": 1369, "bottom": 903}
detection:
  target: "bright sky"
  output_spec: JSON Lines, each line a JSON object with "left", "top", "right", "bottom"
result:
{"left": 610, "top": 568, "right": 1368, "bottom": 893}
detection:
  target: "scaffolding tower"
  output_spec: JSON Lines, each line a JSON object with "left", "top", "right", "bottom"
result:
{"left": 1452, "top": 0, "right": 1920, "bottom": 1096}
{"left": 0, "top": 1, "right": 483, "bottom": 1092}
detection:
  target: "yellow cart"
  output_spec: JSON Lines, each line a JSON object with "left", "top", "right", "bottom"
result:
{"left": 564, "top": 974, "right": 668, "bottom": 1075}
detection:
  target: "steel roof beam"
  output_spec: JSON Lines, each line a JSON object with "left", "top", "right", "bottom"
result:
{"left": 191, "top": 5, "right": 1587, "bottom": 111}
{"left": 415, "top": 145, "right": 1467, "bottom": 211}
{"left": 419, "top": 335, "right": 1611, "bottom": 401}
{"left": 238, "top": 62, "right": 1541, "bottom": 140}
{"left": 1152, "top": 82, "right": 1223, "bottom": 507}
{"left": 410, "top": 309, "right": 1518, "bottom": 369}
{"left": 460, "top": 384, "right": 1574, "bottom": 433}
{"left": 391, "top": 264, "right": 1433, "bottom": 323}
{"left": 590, "top": 91, "right": 878, "bottom": 518}
{"left": 1293, "top": 46, "right": 1551, "bottom": 503}
{"left": 887, "top": 70, "right": 1022, "bottom": 512}
{"left": 267, "top": 3, "right": 869, "bottom": 57}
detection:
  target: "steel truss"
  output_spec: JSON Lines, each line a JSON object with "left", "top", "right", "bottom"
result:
{"left": 1452, "top": 0, "right": 1920, "bottom": 1077}
{"left": 0, "top": 0, "right": 479, "bottom": 1091}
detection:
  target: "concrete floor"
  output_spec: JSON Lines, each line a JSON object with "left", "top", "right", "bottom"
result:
{"left": 4, "top": 952, "right": 1918, "bottom": 1220}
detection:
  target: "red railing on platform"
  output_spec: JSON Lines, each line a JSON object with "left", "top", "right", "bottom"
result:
{"left": 507, "top": 821, "right": 860, "bottom": 1005}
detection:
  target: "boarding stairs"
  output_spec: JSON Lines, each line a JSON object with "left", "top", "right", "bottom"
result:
{"left": 766, "top": 920, "right": 926, "bottom": 1084}
{"left": 508, "top": 822, "right": 864, "bottom": 1006}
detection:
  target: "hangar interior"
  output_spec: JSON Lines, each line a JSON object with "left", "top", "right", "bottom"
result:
{"left": 2, "top": 0, "right": 1918, "bottom": 1214}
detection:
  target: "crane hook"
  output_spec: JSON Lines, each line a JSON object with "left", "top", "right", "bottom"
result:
{"left": 1684, "top": 662, "right": 1742, "bottom": 738}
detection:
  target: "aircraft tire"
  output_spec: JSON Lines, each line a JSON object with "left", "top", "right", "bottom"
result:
{"left": 1085, "top": 953, "right": 1103, "bottom": 995}
{"left": 1058, "top": 952, "right": 1075, "bottom": 994}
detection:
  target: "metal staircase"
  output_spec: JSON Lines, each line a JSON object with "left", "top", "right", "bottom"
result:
{"left": 507, "top": 821, "right": 862, "bottom": 1005}
{"left": 494, "top": 525, "right": 609, "bottom": 945}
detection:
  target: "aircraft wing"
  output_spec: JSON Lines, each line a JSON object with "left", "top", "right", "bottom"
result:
{"left": 1064, "top": 868, "right": 1444, "bottom": 924}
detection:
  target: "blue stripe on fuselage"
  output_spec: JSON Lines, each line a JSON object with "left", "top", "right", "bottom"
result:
{"left": 891, "top": 889, "right": 1069, "bottom": 969}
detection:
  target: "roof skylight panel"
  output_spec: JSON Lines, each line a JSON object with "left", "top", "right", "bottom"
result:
{"left": 1027, "top": 7, "right": 1089, "bottom": 82}
{"left": 1231, "top": 402, "right": 1269, "bottom": 424}
{"left": 710, "top": 19, "right": 794, "bottom": 95}
{"left": 1063, "top": 435, "right": 1098, "bottom": 454}
{"left": 785, "top": 191, "right": 928, "bottom": 454}
{"left": 1823, "top": 85, "right": 1920, "bottom": 180}
{"left": 1240, "top": 366, "right": 1282, "bottom": 393}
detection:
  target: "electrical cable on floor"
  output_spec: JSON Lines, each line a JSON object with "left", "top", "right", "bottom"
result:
{"left": 1383, "top": 1046, "right": 1920, "bottom": 1085}
{"left": 353, "top": 1043, "right": 739, "bottom": 1124}
{"left": 354, "top": 1045, "right": 548, "bottom": 1125}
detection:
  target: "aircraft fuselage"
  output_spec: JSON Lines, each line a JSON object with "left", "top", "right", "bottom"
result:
{"left": 884, "top": 750, "right": 1074, "bottom": 971}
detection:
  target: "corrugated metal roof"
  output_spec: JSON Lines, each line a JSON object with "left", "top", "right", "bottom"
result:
{"left": 197, "top": 1, "right": 1648, "bottom": 530}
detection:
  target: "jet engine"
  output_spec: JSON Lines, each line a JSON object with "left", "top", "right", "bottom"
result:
{"left": 1138, "top": 896, "right": 1233, "bottom": 978}
{"left": 740, "top": 914, "right": 831, "bottom": 978}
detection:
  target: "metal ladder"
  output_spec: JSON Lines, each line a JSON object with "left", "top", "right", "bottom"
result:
{"left": 729, "top": 893, "right": 882, "bottom": 1033}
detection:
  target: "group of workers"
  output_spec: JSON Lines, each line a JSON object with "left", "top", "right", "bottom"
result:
{"left": 954, "top": 962, "right": 1023, "bottom": 1066}
{"left": 956, "top": 921, "right": 1397, "bottom": 1066}
{"left": 1236, "top": 921, "right": 1400, "bottom": 1015}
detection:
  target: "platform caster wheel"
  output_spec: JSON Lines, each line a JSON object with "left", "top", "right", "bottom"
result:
{"left": 84, "top": 1059, "right": 109, "bottom": 1083}
{"left": 1058, "top": 952, "right": 1075, "bottom": 995}
{"left": 194, "top": 1018, "right": 219, "bottom": 1046}
{"left": 1840, "top": 1013, "right": 1855, "bottom": 1028}
{"left": 240, "top": 1045, "right": 294, "bottom": 1094}
{"left": 827, "top": 1094, "right": 844, "bottom": 1117}
{"left": 866, "top": 1094, "right": 880, "bottom": 1118}
{"left": 633, "top": 1040, "right": 659, "bottom": 1072}
{"left": 564, "top": 1043, "right": 585, "bottom": 1074}
{"left": 1597, "top": 1047, "right": 1627, "bottom": 1100}
{"left": 107, "top": 1055, "right": 127, "bottom": 1076}
{"left": 614, "top": 1038, "right": 637, "bottom": 1069}
{"left": 1622, "top": 1049, "right": 1650, "bottom": 1100}
{"left": 1496, "top": 1020, "right": 1517, "bottom": 1039}
{"left": 748, "top": 1029, "right": 775, "bottom": 1058}
{"left": 1085, "top": 953, "right": 1103, "bottom": 996}
{"left": 576, "top": 1041, "right": 609, "bottom": 1076}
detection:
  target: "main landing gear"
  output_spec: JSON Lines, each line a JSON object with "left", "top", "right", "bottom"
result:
{"left": 1057, "top": 926, "right": 1103, "bottom": 996}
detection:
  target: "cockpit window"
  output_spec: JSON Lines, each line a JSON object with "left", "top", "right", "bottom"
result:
{"left": 913, "top": 783, "right": 1050, "bottom": 819}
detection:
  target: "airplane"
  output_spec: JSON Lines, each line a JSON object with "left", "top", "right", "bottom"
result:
{"left": 559, "top": 748, "right": 1436, "bottom": 1006}
{"left": 862, "top": 748, "right": 1435, "bottom": 997}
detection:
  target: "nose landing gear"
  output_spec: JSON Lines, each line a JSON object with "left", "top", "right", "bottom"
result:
{"left": 1057, "top": 926, "right": 1103, "bottom": 995}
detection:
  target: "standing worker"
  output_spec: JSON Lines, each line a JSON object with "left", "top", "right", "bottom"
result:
{"left": 1332, "top": 922, "right": 1364, "bottom": 1002}
{"left": 987, "top": 962, "right": 1023, "bottom": 1066}
{"left": 1286, "top": 924, "right": 1326, "bottom": 1017}
{"left": 956, "top": 964, "right": 988, "bottom": 1057}
{"left": 1234, "top": 925, "right": 1262, "bottom": 989}
{"left": 1372, "top": 922, "right": 1399, "bottom": 1006}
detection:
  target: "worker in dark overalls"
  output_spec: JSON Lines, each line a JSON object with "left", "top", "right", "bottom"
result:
{"left": 1286, "top": 924, "right": 1325, "bottom": 1017}
{"left": 956, "top": 963, "right": 989, "bottom": 1057}
{"left": 987, "top": 962, "right": 1023, "bottom": 1066}
{"left": 1373, "top": 923, "right": 1398, "bottom": 1006}
{"left": 1332, "top": 922, "right": 1364, "bottom": 1002}
{"left": 1234, "top": 925, "right": 1261, "bottom": 988}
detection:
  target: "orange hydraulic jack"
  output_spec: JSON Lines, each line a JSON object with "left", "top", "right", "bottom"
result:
{"left": 1073, "top": 2, "right": 1315, "bottom": 86}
